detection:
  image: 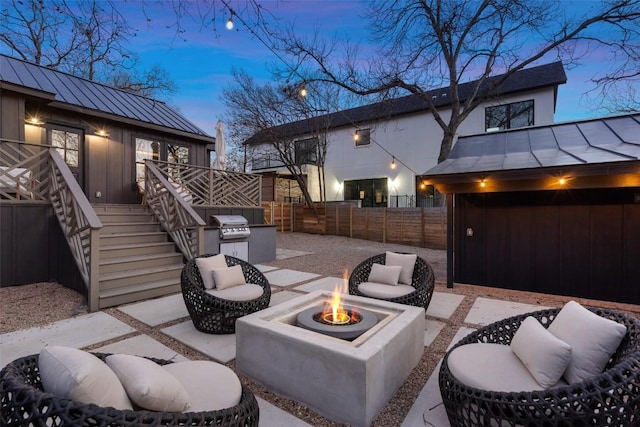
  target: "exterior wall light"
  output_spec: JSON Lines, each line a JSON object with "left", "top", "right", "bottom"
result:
{"left": 558, "top": 177, "right": 566, "bottom": 185}
{"left": 95, "top": 128, "right": 109, "bottom": 137}
{"left": 25, "top": 116, "right": 44, "bottom": 125}
{"left": 480, "top": 179, "right": 486, "bottom": 188}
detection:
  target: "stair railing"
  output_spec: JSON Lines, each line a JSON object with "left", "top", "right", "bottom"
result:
{"left": 144, "top": 161, "right": 205, "bottom": 260}
{"left": 49, "top": 149, "right": 103, "bottom": 311}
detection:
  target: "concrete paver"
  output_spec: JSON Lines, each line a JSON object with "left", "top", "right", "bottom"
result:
{"left": 1, "top": 312, "right": 134, "bottom": 367}
{"left": 464, "top": 297, "right": 551, "bottom": 326}
{"left": 118, "top": 293, "right": 188, "bottom": 326}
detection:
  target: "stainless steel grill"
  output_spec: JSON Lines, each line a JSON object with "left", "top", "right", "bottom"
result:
{"left": 211, "top": 215, "right": 251, "bottom": 240}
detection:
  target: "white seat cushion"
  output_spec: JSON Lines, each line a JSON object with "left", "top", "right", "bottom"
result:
{"left": 206, "top": 283, "right": 264, "bottom": 301}
{"left": 510, "top": 316, "right": 572, "bottom": 388}
{"left": 358, "top": 282, "right": 414, "bottom": 299}
{"left": 447, "top": 343, "right": 568, "bottom": 392}
{"left": 39, "top": 346, "right": 132, "bottom": 410}
{"left": 548, "top": 300, "right": 627, "bottom": 384}
{"left": 195, "top": 254, "right": 227, "bottom": 290}
{"left": 105, "top": 354, "right": 190, "bottom": 412}
{"left": 385, "top": 252, "right": 417, "bottom": 285}
{"left": 163, "top": 360, "right": 242, "bottom": 412}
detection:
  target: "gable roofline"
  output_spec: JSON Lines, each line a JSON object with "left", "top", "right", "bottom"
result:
{"left": 0, "top": 54, "right": 215, "bottom": 144}
{"left": 244, "top": 61, "right": 567, "bottom": 146}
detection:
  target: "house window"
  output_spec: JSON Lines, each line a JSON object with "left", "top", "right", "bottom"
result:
{"left": 354, "top": 128, "right": 371, "bottom": 146}
{"left": 52, "top": 129, "right": 80, "bottom": 167}
{"left": 135, "top": 138, "right": 190, "bottom": 182}
{"left": 344, "top": 178, "right": 387, "bottom": 207}
{"left": 485, "top": 100, "right": 534, "bottom": 131}
{"left": 295, "top": 137, "right": 318, "bottom": 165}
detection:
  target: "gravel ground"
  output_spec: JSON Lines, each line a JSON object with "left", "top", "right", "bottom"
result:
{"left": 2, "top": 232, "right": 639, "bottom": 427}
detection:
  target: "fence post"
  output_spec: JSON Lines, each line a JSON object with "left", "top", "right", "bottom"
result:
{"left": 382, "top": 208, "right": 387, "bottom": 243}
{"left": 421, "top": 207, "right": 425, "bottom": 247}
{"left": 349, "top": 205, "right": 353, "bottom": 238}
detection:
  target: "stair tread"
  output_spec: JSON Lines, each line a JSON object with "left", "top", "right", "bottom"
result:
{"left": 100, "top": 252, "right": 183, "bottom": 266}
{"left": 100, "top": 263, "right": 184, "bottom": 280}
{"left": 99, "top": 278, "right": 180, "bottom": 298}
{"left": 100, "top": 241, "right": 174, "bottom": 251}
{"left": 100, "top": 231, "right": 167, "bottom": 238}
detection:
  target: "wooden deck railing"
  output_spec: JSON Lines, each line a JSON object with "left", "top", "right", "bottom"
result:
{"left": 0, "top": 139, "right": 53, "bottom": 202}
{"left": 49, "top": 149, "right": 103, "bottom": 311}
{"left": 151, "top": 160, "right": 261, "bottom": 206}
{"left": 145, "top": 162, "right": 205, "bottom": 260}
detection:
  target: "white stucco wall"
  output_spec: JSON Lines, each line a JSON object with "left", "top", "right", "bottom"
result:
{"left": 249, "top": 87, "right": 557, "bottom": 204}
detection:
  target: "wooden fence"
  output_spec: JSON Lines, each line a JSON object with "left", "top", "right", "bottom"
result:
{"left": 262, "top": 202, "right": 447, "bottom": 250}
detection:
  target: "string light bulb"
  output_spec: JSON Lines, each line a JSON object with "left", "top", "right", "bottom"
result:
{"left": 390, "top": 156, "right": 396, "bottom": 169}
{"left": 299, "top": 85, "right": 307, "bottom": 98}
{"left": 354, "top": 130, "right": 360, "bottom": 142}
{"left": 226, "top": 16, "right": 234, "bottom": 30}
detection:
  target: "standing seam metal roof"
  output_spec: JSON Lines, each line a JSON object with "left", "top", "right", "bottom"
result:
{"left": 421, "top": 113, "right": 640, "bottom": 176}
{"left": 0, "top": 54, "right": 210, "bottom": 137}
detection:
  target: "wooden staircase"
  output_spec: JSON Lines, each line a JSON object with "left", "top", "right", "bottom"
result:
{"left": 93, "top": 204, "right": 185, "bottom": 309}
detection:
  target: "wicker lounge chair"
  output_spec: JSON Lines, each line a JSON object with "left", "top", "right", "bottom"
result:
{"left": 348, "top": 252, "right": 435, "bottom": 309}
{"left": 439, "top": 307, "right": 640, "bottom": 426}
{"left": 0, "top": 353, "right": 259, "bottom": 426}
{"left": 181, "top": 254, "right": 271, "bottom": 334}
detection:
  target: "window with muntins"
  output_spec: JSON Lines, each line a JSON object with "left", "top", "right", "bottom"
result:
{"left": 295, "top": 137, "right": 318, "bottom": 165}
{"left": 485, "top": 100, "right": 534, "bottom": 131}
{"left": 52, "top": 129, "right": 80, "bottom": 167}
{"left": 135, "top": 138, "right": 190, "bottom": 182}
{"left": 354, "top": 128, "right": 371, "bottom": 146}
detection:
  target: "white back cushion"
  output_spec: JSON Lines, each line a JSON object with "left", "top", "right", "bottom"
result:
{"left": 105, "top": 354, "right": 190, "bottom": 412}
{"left": 195, "top": 254, "right": 227, "bottom": 289}
{"left": 548, "top": 301, "right": 627, "bottom": 384}
{"left": 385, "top": 252, "right": 417, "bottom": 285}
{"left": 39, "top": 346, "right": 132, "bottom": 410}
{"left": 368, "top": 263, "right": 402, "bottom": 285}
{"left": 511, "top": 316, "right": 572, "bottom": 388}
{"left": 206, "top": 284, "right": 264, "bottom": 301}
{"left": 212, "top": 265, "right": 246, "bottom": 290}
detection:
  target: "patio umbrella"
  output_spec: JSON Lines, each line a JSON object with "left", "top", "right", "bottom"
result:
{"left": 213, "top": 121, "right": 227, "bottom": 170}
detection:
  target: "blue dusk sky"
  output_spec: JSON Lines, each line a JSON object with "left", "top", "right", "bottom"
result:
{"left": 4, "top": 1, "right": 630, "bottom": 136}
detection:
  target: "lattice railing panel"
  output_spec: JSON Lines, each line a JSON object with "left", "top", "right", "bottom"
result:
{"left": 152, "top": 160, "right": 261, "bottom": 207}
{"left": 145, "top": 163, "right": 205, "bottom": 260}
{"left": 0, "top": 140, "right": 53, "bottom": 201}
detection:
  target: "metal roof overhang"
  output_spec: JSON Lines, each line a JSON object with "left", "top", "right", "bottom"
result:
{"left": 420, "top": 113, "right": 640, "bottom": 194}
{"left": 48, "top": 101, "right": 216, "bottom": 144}
{"left": 421, "top": 160, "right": 640, "bottom": 194}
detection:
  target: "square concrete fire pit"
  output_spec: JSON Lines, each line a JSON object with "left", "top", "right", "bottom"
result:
{"left": 236, "top": 290, "right": 425, "bottom": 427}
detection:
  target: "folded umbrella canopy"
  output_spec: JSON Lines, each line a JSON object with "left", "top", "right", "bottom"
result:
{"left": 213, "top": 121, "right": 227, "bottom": 170}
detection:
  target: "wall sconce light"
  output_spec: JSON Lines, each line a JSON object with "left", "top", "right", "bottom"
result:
{"left": 480, "top": 178, "right": 486, "bottom": 188}
{"left": 390, "top": 156, "right": 396, "bottom": 169}
{"left": 558, "top": 177, "right": 566, "bottom": 185}
{"left": 226, "top": 16, "right": 234, "bottom": 30}
{"left": 25, "top": 116, "right": 44, "bottom": 125}
{"left": 95, "top": 128, "right": 109, "bottom": 137}
{"left": 299, "top": 85, "right": 307, "bottom": 98}
{"left": 334, "top": 181, "right": 343, "bottom": 192}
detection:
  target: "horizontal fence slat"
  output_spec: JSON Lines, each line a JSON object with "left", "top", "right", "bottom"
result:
{"left": 287, "top": 203, "right": 446, "bottom": 250}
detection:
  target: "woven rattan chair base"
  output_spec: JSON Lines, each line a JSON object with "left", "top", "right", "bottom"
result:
{"left": 439, "top": 307, "right": 640, "bottom": 426}
{"left": 348, "top": 252, "right": 435, "bottom": 309}
{"left": 181, "top": 254, "right": 271, "bottom": 334}
{"left": 0, "top": 353, "right": 259, "bottom": 427}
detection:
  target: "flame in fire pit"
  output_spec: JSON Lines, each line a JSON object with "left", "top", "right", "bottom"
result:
{"left": 320, "top": 270, "right": 359, "bottom": 325}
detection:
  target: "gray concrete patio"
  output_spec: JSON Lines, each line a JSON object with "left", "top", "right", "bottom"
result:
{"left": 0, "top": 247, "right": 557, "bottom": 426}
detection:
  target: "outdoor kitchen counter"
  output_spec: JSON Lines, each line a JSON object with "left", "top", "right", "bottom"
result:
{"left": 204, "top": 224, "right": 276, "bottom": 264}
